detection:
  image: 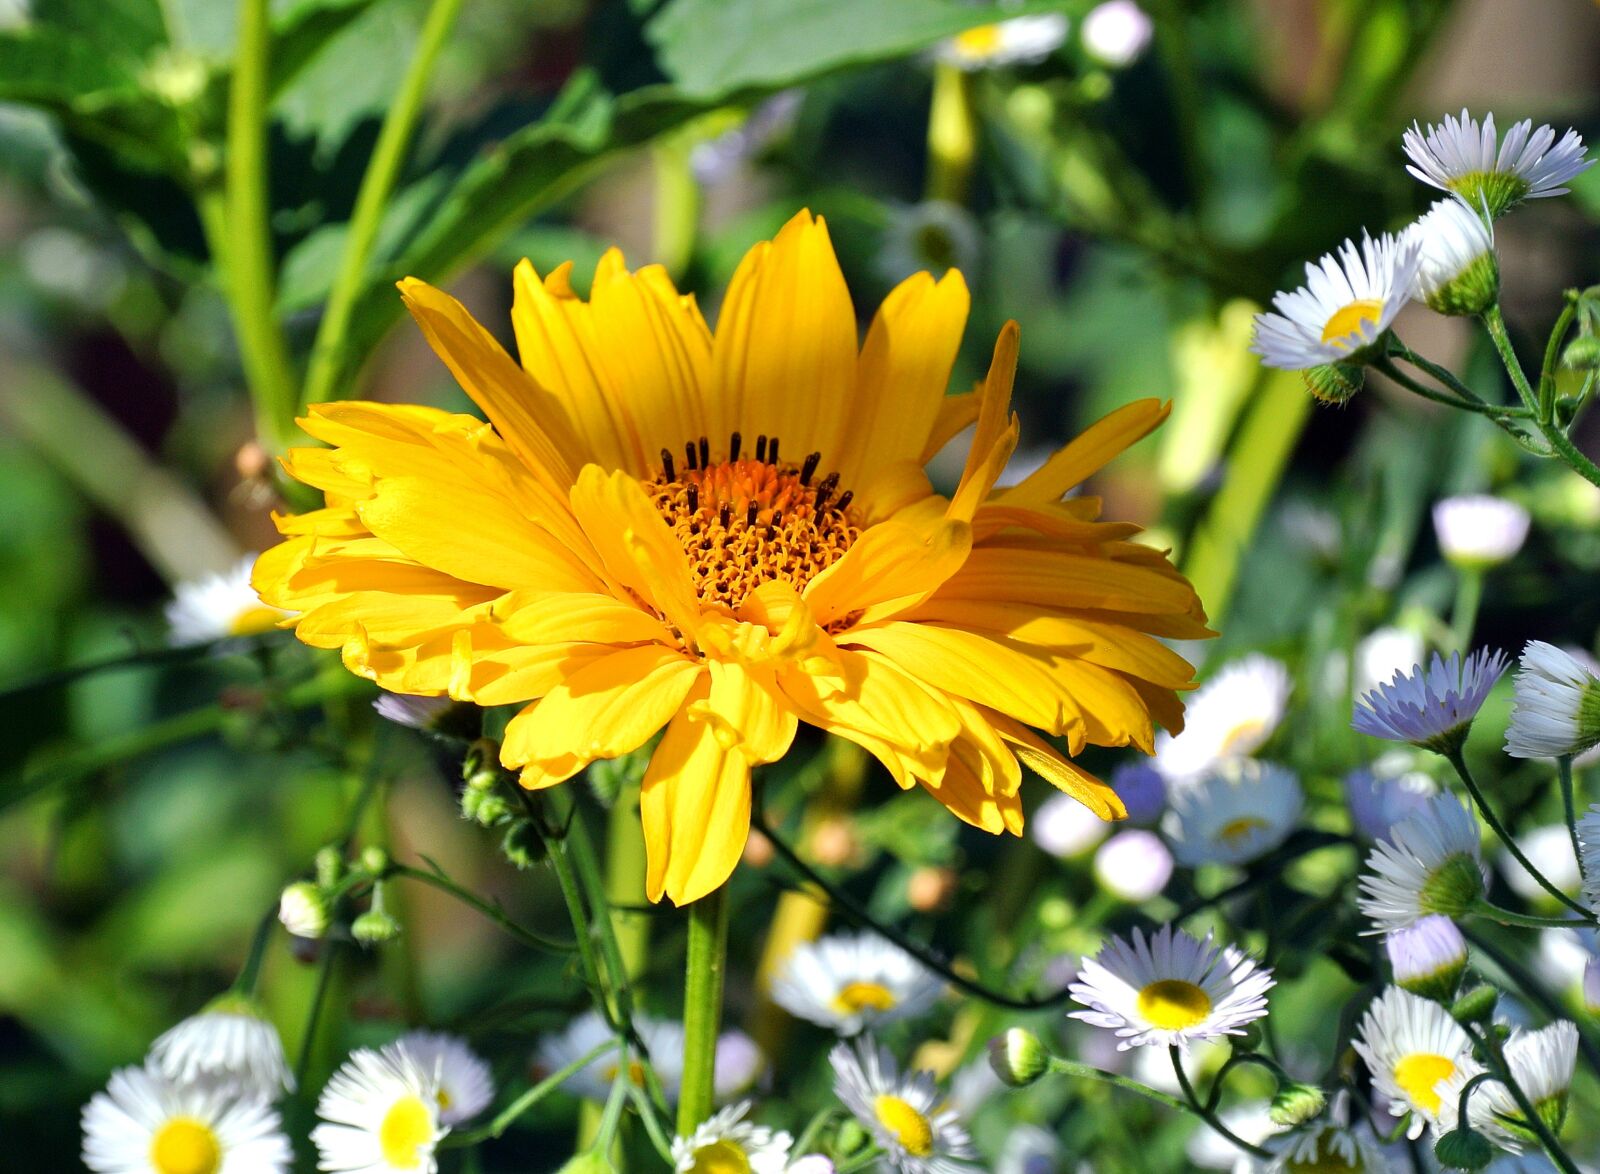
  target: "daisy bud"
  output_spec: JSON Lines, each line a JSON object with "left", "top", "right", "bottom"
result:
{"left": 462, "top": 786, "right": 511, "bottom": 827}
{"left": 1562, "top": 333, "right": 1600, "bottom": 371}
{"left": 1093, "top": 830, "right": 1173, "bottom": 903}
{"left": 1386, "top": 915, "right": 1468, "bottom": 1002}
{"left": 278, "top": 881, "right": 329, "bottom": 940}
{"left": 1081, "top": 1, "right": 1153, "bottom": 69}
{"left": 352, "top": 908, "right": 401, "bottom": 944}
{"left": 1450, "top": 984, "right": 1498, "bottom": 1026}
{"left": 1584, "top": 956, "right": 1600, "bottom": 1017}
{"left": 1504, "top": 641, "right": 1600, "bottom": 760}
{"left": 1432, "top": 494, "right": 1530, "bottom": 570}
{"left": 1410, "top": 198, "right": 1498, "bottom": 316}
{"left": 988, "top": 1028, "right": 1048, "bottom": 1088}
{"left": 359, "top": 846, "right": 389, "bottom": 876}
{"left": 1268, "top": 1080, "right": 1326, "bottom": 1127}
{"left": 1232, "top": 1021, "right": 1266, "bottom": 1053}
{"left": 1433, "top": 1125, "right": 1494, "bottom": 1171}
{"left": 501, "top": 820, "right": 547, "bottom": 870}
{"left": 835, "top": 1118, "right": 869, "bottom": 1155}
{"left": 1303, "top": 362, "right": 1365, "bottom": 405}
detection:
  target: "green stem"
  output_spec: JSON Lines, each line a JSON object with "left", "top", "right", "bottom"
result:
{"left": 386, "top": 864, "right": 573, "bottom": 953}
{"left": 443, "top": 1040, "right": 617, "bottom": 1146}
{"left": 1202, "top": 1052, "right": 1290, "bottom": 1115}
{"left": 232, "top": 907, "right": 278, "bottom": 997}
{"left": 294, "top": 941, "right": 340, "bottom": 1085}
{"left": 1560, "top": 756, "right": 1584, "bottom": 883}
{"left": 1046, "top": 1056, "right": 1191, "bottom": 1115}
{"left": 576, "top": 793, "right": 646, "bottom": 1020}
{"left": 1446, "top": 750, "right": 1591, "bottom": 917}
{"left": 677, "top": 886, "right": 730, "bottom": 1136}
{"left": 301, "top": 0, "right": 464, "bottom": 409}
{"left": 1469, "top": 900, "right": 1589, "bottom": 930}
{"left": 1461, "top": 924, "right": 1600, "bottom": 1082}
{"left": 1484, "top": 304, "right": 1600, "bottom": 488}
{"left": 1448, "top": 568, "right": 1483, "bottom": 653}
{"left": 1375, "top": 355, "right": 1531, "bottom": 419}
{"left": 651, "top": 139, "right": 698, "bottom": 278}
{"left": 548, "top": 829, "right": 620, "bottom": 1030}
{"left": 925, "top": 63, "right": 974, "bottom": 203}
{"left": 625, "top": 1085, "right": 677, "bottom": 1163}
{"left": 1539, "top": 296, "right": 1579, "bottom": 421}
{"left": 1474, "top": 1024, "right": 1583, "bottom": 1174}
{"left": 1169, "top": 1047, "right": 1272, "bottom": 1159}
{"left": 225, "top": 0, "right": 299, "bottom": 453}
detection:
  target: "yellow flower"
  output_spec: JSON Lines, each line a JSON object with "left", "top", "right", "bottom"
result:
{"left": 254, "top": 210, "right": 1210, "bottom": 905}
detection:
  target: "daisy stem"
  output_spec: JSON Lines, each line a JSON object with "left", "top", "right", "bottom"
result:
{"left": 1468, "top": 900, "right": 1589, "bottom": 930}
{"left": 1167, "top": 1046, "right": 1273, "bottom": 1159}
{"left": 678, "top": 885, "right": 730, "bottom": 1136}
{"left": 1375, "top": 354, "right": 1531, "bottom": 420}
{"left": 1484, "top": 303, "right": 1600, "bottom": 489}
{"left": 1446, "top": 749, "right": 1592, "bottom": 918}
{"left": 625, "top": 1084, "right": 677, "bottom": 1163}
{"left": 547, "top": 829, "right": 623, "bottom": 1030}
{"left": 1559, "top": 756, "right": 1584, "bottom": 878}
{"left": 231, "top": 906, "right": 277, "bottom": 997}
{"left": 1471, "top": 1024, "right": 1583, "bottom": 1174}
{"left": 1461, "top": 924, "right": 1600, "bottom": 1083}
{"left": 1448, "top": 567, "right": 1483, "bottom": 652}
{"left": 1538, "top": 296, "right": 1578, "bottom": 422}
{"left": 385, "top": 863, "right": 574, "bottom": 953}
{"left": 300, "top": 0, "right": 464, "bottom": 411}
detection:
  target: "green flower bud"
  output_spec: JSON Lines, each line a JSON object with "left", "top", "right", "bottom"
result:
{"left": 315, "top": 845, "right": 344, "bottom": 889}
{"left": 1304, "top": 362, "right": 1365, "bottom": 405}
{"left": 359, "top": 846, "right": 389, "bottom": 876}
{"left": 1434, "top": 1126, "right": 1494, "bottom": 1170}
{"left": 1451, "top": 984, "right": 1499, "bottom": 1026}
{"left": 987, "top": 1028, "right": 1049, "bottom": 1088}
{"left": 1269, "top": 1080, "right": 1327, "bottom": 1127}
{"left": 277, "top": 881, "right": 329, "bottom": 940}
{"left": 502, "top": 820, "right": 548, "bottom": 870}
{"left": 351, "top": 908, "right": 401, "bottom": 945}
{"left": 1562, "top": 334, "right": 1600, "bottom": 371}
{"left": 462, "top": 786, "right": 511, "bottom": 827}
{"left": 1233, "top": 1021, "right": 1266, "bottom": 1053}
{"left": 835, "top": 1118, "right": 869, "bottom": 1155}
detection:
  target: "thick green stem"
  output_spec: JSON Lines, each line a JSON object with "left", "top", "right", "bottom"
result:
{"left": 600, "top": 781, "right": 651, "bottom": 991}
{"left": 678, "top": 886, "right": 730, "bottom": 1135}
{"left": 225, "top": 0, "right": 299, "bottom": 453}
{"left": 1446, "top": 749, "right": 1591, "bottom": 917}
{"left": 301, "top": 0, "right": 464, "bottom": 408}
{"left": 1169, "top": 1047, "right": 1272, "bottom": 1159}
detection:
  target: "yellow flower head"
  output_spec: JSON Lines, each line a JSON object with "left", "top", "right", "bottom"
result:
{"left": 255, "top": 210, "right": 1210, "bottom": 905}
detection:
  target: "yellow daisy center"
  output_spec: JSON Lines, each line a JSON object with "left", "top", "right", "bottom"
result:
{"left": 1217, "top": 816, "right": 1269, "bottom": 843}
{"left": 1321, "top": 299, "right": 1385, "bottom": 347}
{"left": 952, "top": 23, "right": 1003, "bottom": 59}
{"left": 600, "top": 1059, "right": 649, "bottom": 1086}
{"left": 687, "top": 1139, "right": 753, "bottom": 1174}
{"left": 227, "top": 604, "right": 283, "bottom": 637}
{"left": 436, "top": 1086, "right": 453, "bottom": 1111}
{"left": 378, "top": 1094, "right": 435, "bottom": 1169}
{"left": 873, "top": 1094, "right": 935, "bottom": 1157}
{"left": 832, "top": 981, "right": 898, "bottom": 1014}
{"left": 647, "top": 436, "right": 860, "bottom": 611}
{"left": 149, "top": 1117, "right": 221, "bottom": 1174}
{"left": 1217, "top": 716, "right": 1267, "bottom": 755}
{"left": 1136, "top": 978, "right": 1213, "bottom": 1030}
{"left": 1393, "top": 1052, "right": 1455, "bottom": 1115}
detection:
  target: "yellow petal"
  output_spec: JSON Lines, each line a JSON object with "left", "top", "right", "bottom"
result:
{"left": 568, "top": 465, "right": 703, "bottom": 638}
{"left": 919, "top": 390, "right": 980, "bottom": 463}
{"left": 993, "top": 718, "right": 1126, "bottom": 821}
{"left": 948, "top": 321, "right": 1020, "bottom": 522}
{"left": 1000, "top": 399, "right": 1170, "bottom": 505}
{"left": 711, "top": 210, "right": 858, "bottom": 466}
{"left": 937, "top": 547, "right": 1200, "bottom": 614}
{"left": 495, "top": 591, "right": 676, "bottom": 648}
{"left": 691, "top": 657, "right": 798, "bottom": 764}
{"left": 922, "top": 755, "right": 1023, "bottom": 835}
{"left": 803, "top": 517, "right": 972, "bottom": 628}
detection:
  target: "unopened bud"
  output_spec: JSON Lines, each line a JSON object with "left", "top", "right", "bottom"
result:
{"left": 834, "top": 1119, "right": 868, "bottom": 1155}
{"left": 314, "top": 846, "right": 343, "bottom": 889}
{"left": 1234, "top": 1021, "right": 1266, "bottom": 1053}
{"left": 987, "top": 1028, "right": 1049, "bottom": 1088}
{"left": 1269, "top": 1081, "right": 1326, "bottom": 1127}
{"left": 1562, "top": 334, "right": 1600, "bottom": 371}
{"left": 1451, "top": 984, "right": 1498, "bottom": 1026}
{"left": 1387, "top": 916, "right": 1468, "bottom": 1003}
{"left": 462, "top": 786, "right": 511, "bottom": 827}
{"left": 351, "top": 908, "right": 401, "bottom": 945}
{"left": 1434, "top": 1126, "right": 1494, "bottom": 1170}
{"left": 359, "top": 846, "right": 389, "bottom": 876}
{"left": 502, "top": 820, "right": 547, "bottom": 870}
{"left": 1305, "top": 362, "right": 1364, "bottom": 405}
{"left": 278, "top": 881, "right": 328, "bottom": 940}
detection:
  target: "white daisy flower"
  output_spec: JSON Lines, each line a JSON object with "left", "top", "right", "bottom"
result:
{"left": 1581, "top": 807, "right": 1600, "bottom": 915}
{"left": 876, "top": 200, "right": 981, "bottom": 285}
{"left": 1432, "top": 494, "right": 1531, "bottom": 569}
{"left": 937, "top": 14, "right": 1069, "bottom": 70}
{"left": 1094, "top": 829, "right": 1174, "bottom": 903}
{"left": 1162, "top": 759, "right": 1304, "bottom": 868}
{"left": 671, "top": 1101, "right": 794, "bottom": 1174}
{"left": 534, "top": 1011, "right": 758, "bottom": 1105}
{"left": 1504, "top": 641, "right": 1600, "bottom": 760}
{"left": 1031, "top": 790, "right": 1113, "bottom": 858}
{"left": 1153, "top": 654, "right": 1292, "bottom": 784}
{"left": 1353, "top": 648, "right": 1509, "bottom": 755}
{"left": 1499, "top": 824, "right": 1583, "bottom": 904}
{"left": 1259, "top": 1107, "right": 1388, "bottom": 1174}
{"left": 1344, "top": 755, "right": 1438, "bottom": 842}
{"left": 1357, "top": 792, "right": 1486, "bottom": 933}
{"left": 1250, "top": 231, "right": 1422, "bottom": 371}
{"left": 771, "top": 930, "right": 944, "bottom": 1036}
{"left": 394, "top": 1031, "right": 493, "bottom": 1126}
{"left": 1385, "top": 915, "right": 1468, "bottom": 1002}
{"left": 1403, "top": 109, "right": 1593, "bottom": 216}
{"left": 829, "top": 1037, "right": 975, "bottom": 1174}
{"left": 1081, "top": 0, "right": 1153, "bottom": 69}
{"left": 1352, "top": 986, "right": 1479, "bottom": 1138}
{"left": 372, "top": 693, "right": 456, "bottom": 733}
{"left": 1410, "top": 197, "right": 1498, "bottom": 316}
{"left": 166, "top": 555, "right": 287, "bottom": 644}
{"left": 83, "top": 1063, "right": 292, "bottom": 1174}
{"left": 148, "top": 994, "right": 294, "bottom": 1099}
{"left": 1447, "top": 1021, "right": 1579, "bottom": 1151}
{"left": 312, "top": 1044, "right": 446, "bottom": 1174}
{"left": 1068, "top": 924, "right": 1274, "bottom": 1052}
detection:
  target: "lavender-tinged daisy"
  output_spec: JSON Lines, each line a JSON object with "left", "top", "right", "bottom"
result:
{"left": 1357, "top": 793, "right": 1486, "bottom": 933}
{"left": 1385, "top": 915, "right": 1468, "bottom": 1002}
{"left": 1352, "top": 648, "right": 1510, "bottom": 755}
{"left": 1433, "top": 494, "right": 1530, "bottom": 569}
{"left": 1403, "top": 109, "right": 1593, "bottom": 216}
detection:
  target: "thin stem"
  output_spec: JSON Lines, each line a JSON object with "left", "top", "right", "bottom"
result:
{"left": 626, "top": 1084, "right": 677, "bottom": 1162}
{"left": 547, "top": 829, "right": 621, "bottom": 1030}
{"left": 569, "top": 800, "right": 643, "bottom": 1024}
{"left": 294, "top": 941, "right": 339, "bottom": 1085}
{"left": 232, "top": 907, "right": 278, "bottom": 997}
{"left": 1484, "top": 304, "right": 1600, "bottom": 488}
{"left": 1461, "top": 924, "right": 1600, "bottom": 1083}
{"left": 1446, "top": 750, "right": 1591, "bottom": 917}
{"left": 1473, "top": 1025, "right": 1583, "bottom": 1174}
{"left": 1470, "top": 900, "right": 1589, "bottom": 930}
{"left": 386, "top": 864, "right": 573, "bottom": 953}
{"left": 1046, "top": 1057, "right": 1192, "bottom": 1114}
{"left": 443, "top": 1040, "right": 617, "bottom": 1146}
{"left": 1539, "top": 297, "right": 1579, "bottom": 421}
{"left": 301, "top": 0, "right": 464, "bottom": 409}
{"left": 1375, "top": 355, "right": 1531, "bottom": 419}
{"left": 1560, "top": 756, "right": 1584, "bottom": 882}
{"left": 1448, "top": 568, "right": 1484, "bottom": 653}
{"left": 225, "top": 0, "right": 299, "bottom": 453}
{"left": 1203, "top": 1052, "right": 1290, "bottom": 1115}
{"left": 677, "top": 886, "right": 730, "bottom": 1136}
{"left": 1169, "top": 1047, "right": 1272, "bottom": 1160}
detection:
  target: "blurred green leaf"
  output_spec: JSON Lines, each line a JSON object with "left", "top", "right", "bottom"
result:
{"left": 30, "top": 0, "right": 167, "bottom": 63}
{"left": 269, "top": 0, "right": 384, "bottom": 97}
{"left": 646, "top": 0, "right": 1067, "bottom": 99}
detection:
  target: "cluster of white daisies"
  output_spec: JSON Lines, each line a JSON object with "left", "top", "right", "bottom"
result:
{"left": 81, "top": 994, "right": 492, "bottom": 1174}
{"left": 1251, "top": 108, "right": 1592, "bottom": 373}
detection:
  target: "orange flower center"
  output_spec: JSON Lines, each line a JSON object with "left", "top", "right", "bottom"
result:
{"left": 647, "top": 433, "right": 861, "bottom": 611}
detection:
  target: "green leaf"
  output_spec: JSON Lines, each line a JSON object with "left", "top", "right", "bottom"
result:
{"left": 645, "top": 0, "right": 1068, "bottom": 99}
{"left": 29, "top": 0, "right": 167, "bottom": 63}
{"left": 268, "top": 0, "right": 383, "bottom": 98}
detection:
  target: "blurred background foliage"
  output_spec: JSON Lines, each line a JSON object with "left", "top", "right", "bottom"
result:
{"left": 3, "top": 0, "right": 1600, "bottom": 1168}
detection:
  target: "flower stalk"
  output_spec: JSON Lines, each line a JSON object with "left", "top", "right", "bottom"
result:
{"left": 678, "top": 885, "right": 731, "bottom": 1135}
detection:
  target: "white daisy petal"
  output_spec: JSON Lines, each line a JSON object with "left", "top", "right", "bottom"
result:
{"left": 393, "top": 1031, "right": 494, "bottom": 1126}
{"left": 829, "top": 1037, "right": 975, "bottom": 1174}
{"left": 771, "top": 931, "right": 944, "bottom": 1036}
{"left": 671, "top": 1101, "right": 794, "bottom": 1174}
{"left": 1162, "top": 759, "right": 1303, "bottom": 868}
{"left": 1153, "top": 654, "right": 1292, "bottom": 784}
{"left": 1403, "top": 109, "right": 1593, "bottom": 215}
{"left": 1352, "top": 986, "right": 1479, "bottom": 1138}
{"left": 166, "top": 555, "right": 287, "bottom": 645}
{"left": 1440, "top": 1021, "right": 1578, "bottom": 1151}
{"left": 937, "top": 14, "right": 1068, "bottom": 70}
{"left": 1357, "top": 792, "right": 1486, "bottom": 933}
{"left": 1504, "top": 641, "right": 1600, "bottom": 760}
{"left": 1433, "top": 494, "right": 1530, "bottom": 568}
{"left": 1409, "top": 198, "right": 1498, "bottom": 315}
{"left": 148, "top": 996, "right": 294, "bottom": 1099}
{"left": 312, "top": 1043, "right": 447, "bottom": 1174}
{"left": 83, "top": 1062, "right": 292, "bottom": 1174}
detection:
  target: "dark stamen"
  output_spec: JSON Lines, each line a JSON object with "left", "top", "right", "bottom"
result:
{"left": 834, "top": 490, "right": 854, "bottom": 513}
{"left": 698, "top": 436, "right": 710, "bottom": 468}
{"left": 685, "top": 442, "right": 698, "bottom": 472}
{"left": 800, "top": 452, "right": 821, "bottom": 485}
{"left": 729, "top": 431, "right": 742, "bottom": 461}
{"left": 660, "top": 448, "right": 675, "bottom": 480}
{"left": 767, "top": 510, "right": 783, "bottom": 539}
{"left": 686, "top": 484, "right": 699, "bottom": 512}
{"left": 756, "top": 435, "right": 768, "bottom": 462}
{"left": 746, "top": 501, "right": 758, "bottom": 526}
{"left": 769, "top": 437, "right": 780, "bottom": 463}
{"left": 719, "top": 503, "right": 731, "bottom": 529}
{"left": 814, "top": 471, "right": 839, "bottom": 510}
